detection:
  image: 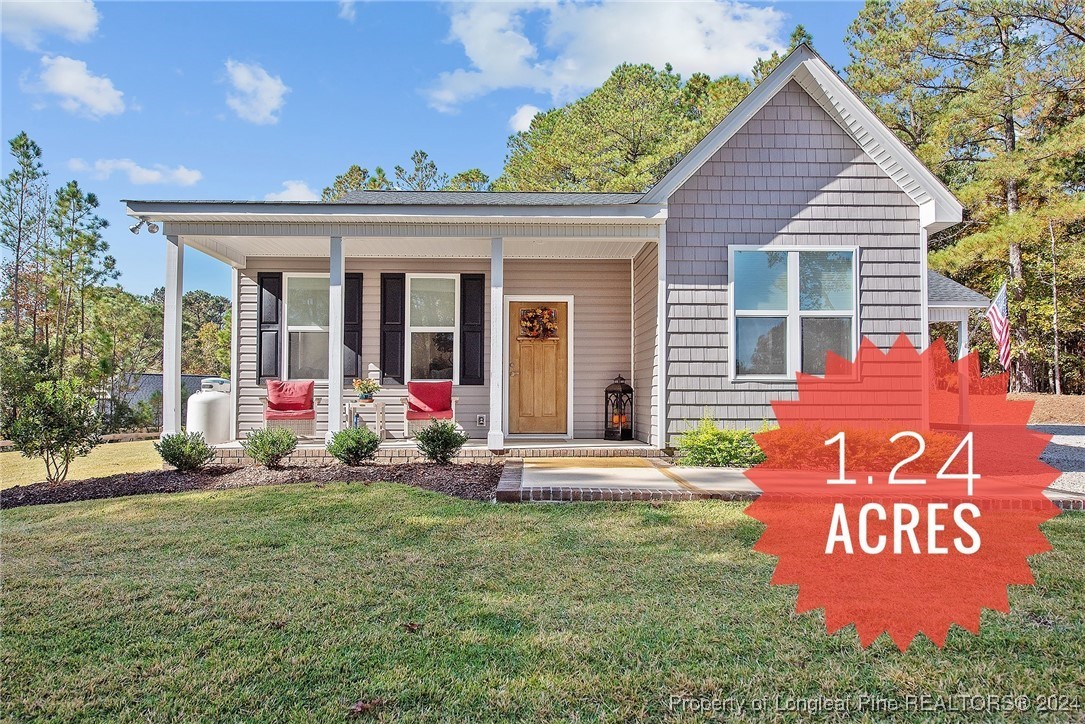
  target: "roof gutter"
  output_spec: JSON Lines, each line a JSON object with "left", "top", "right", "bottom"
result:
{"left": 124, "top": 200, "right": 668, "bottom": 223}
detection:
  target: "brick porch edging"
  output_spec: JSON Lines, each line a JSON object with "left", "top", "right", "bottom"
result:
{"left": 212, "top": 444, "right": 664, "bottom": 467}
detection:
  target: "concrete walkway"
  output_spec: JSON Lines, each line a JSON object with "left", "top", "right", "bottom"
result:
{"left": 503, "top": 457, "right": 760, "bottom": 502}
{"left": 498, "top": 455, "right": 1085, "bottom": 507}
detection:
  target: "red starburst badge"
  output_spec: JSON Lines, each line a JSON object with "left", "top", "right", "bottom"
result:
{"left": 744, "top": 335, "right": 1061, "bottom": 650}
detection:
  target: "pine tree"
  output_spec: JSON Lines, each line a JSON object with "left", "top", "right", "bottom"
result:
{"left": 0, "top": 132, "right": 49, "bottom": 336}
{"left": 846, "top": 0, "right": 1085, "bottom": 391}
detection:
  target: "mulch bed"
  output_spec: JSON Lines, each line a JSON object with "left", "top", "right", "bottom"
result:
{"left": 0, "top": 463, "right": 504, "bottom": 510}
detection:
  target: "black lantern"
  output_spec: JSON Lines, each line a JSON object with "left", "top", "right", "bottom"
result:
{"left": 604, "top": 375, "right": 634, "bottom": 441}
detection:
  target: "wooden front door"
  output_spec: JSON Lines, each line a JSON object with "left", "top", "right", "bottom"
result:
{"left": 509, "top": 301, "right": 569, "bottom": 434}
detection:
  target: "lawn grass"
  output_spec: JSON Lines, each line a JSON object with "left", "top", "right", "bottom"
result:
{"left": 0, "top": 440, "right": 161, "bottom": 489}
{"left": 2, "top": 485, "right": 1083, "bottom": 721}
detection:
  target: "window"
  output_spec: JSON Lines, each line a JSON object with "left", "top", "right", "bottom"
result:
{"left": 731, "top": 248, "right": 855, "bottom": 379}
{"left": 406, "top": 275, "right": 458, "bottom": 381}
{"left": 284, "top": 274, "right": 329, "bottom": 380}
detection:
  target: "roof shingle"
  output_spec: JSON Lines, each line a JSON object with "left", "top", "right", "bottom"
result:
{"left": 334, "top": 190, "right": 644, "bottom": 206}
{"left": 927, "top": 271, "right": 989, "bottom": 308}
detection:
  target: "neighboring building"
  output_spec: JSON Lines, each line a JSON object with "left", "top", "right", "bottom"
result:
{"left": 126, "top": 45, "right": 985, "bottom": 450}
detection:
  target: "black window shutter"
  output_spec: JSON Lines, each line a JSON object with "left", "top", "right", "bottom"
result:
{"left": 460, "top": 273, "right": 485, "bottom": 385}
{"left": 257, "top": 272, "right": 282, "bottom": 381}
{"left": 380, "top": 273, "right": 405, "bottom": 384}
{"left": 343, "top": 273, "right": 363, "bottom": 383}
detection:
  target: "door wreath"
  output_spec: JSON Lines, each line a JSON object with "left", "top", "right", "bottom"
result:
{"left": 519, "top": 306, "right": 559, "bottom": 339}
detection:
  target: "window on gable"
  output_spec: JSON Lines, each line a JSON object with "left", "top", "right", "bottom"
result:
{"left": 407, "top": 275, "right": 458, "bottom": 381}
{"left": 732, "top": 249, "right": 855, "bottom": 379}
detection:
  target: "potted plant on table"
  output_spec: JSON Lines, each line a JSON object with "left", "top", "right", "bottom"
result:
{"left": 352, "top": 378, "right": 380, "bottom": 400}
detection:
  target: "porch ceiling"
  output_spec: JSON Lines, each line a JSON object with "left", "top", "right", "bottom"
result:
{"left": 181, "top": 235, "right": 651, "bottom": 262}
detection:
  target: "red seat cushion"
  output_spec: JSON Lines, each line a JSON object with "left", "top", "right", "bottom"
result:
{"left": 405, "top": 408, "right": 455, "bottom": 421}
{"left": 265, "top": 408, "right": 316, "bottom": 421}
{"left": 407, "top": 381, "right": 453, "bottom": 414}
{"left": 267, "top": 380, "right": 314, "bottom": 412}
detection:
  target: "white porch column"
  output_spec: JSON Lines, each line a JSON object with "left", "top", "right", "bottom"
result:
{"left": 162, "top": 235, "right": 184, "bottom": 436}
{"left": 958, "top": 314, "right": 970, "bottom": 424}
{"left": 655, "top": 224, "right": 667, "bottom": 449}
{"left": 326, "top": 236, "right": 345, "bottom": 441}
{"left": 488, "top": 237, "right": 505, "bottom": 450}
{"left": 957, "top": 317, "right": 970, "bottom": 360}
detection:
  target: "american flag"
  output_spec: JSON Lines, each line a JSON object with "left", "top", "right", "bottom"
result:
{"left": 986, "top": 282, "right": 1011, "bottom": 369}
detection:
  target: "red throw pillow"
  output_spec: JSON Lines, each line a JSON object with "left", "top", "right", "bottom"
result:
{"left": 267, "top": 380, "right": 314, "bottom": 411}
{"left": 408, "top": 381, "right": 452, "bottom": 413}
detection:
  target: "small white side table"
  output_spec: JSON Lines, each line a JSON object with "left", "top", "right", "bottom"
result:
{"left": 344, "top": 399, "right": 386, "bottom": 440}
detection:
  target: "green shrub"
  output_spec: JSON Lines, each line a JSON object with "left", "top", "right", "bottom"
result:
{"left": 326, "top": 427, "right": 381, "bottom": 466}
{"left": 415, "top": 419, "right": 469, "bottom": 465}
{"left": 155, "top": 431, "right": 216, "bottom": 472}
{"left": 241, "top": 427, "right": 298, "bottom": 468}
{"left": 676, "top": 416, "right": 766, "bottom": 468}
{"left": 9, "top": 380, "right": 101, "bottom": 483}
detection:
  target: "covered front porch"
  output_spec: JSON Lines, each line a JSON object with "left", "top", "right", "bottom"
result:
{"left": 130, "top": 197, "right": 667, "bottom": 451}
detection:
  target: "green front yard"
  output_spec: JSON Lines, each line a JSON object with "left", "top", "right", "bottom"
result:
{"left": 0, "top": 440, "right": 161, "bottom": 489}
{"left": 3, "top": 484, "right": 1083, "bottom": 721}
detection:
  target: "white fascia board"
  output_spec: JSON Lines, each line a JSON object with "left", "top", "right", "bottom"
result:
{"left": 640, "top": 46, "right": 814, "bottom": 205}
{"left": 125, "top": 200, "right": 668, "bottom": 224}
{"left": 639, "top": 45, "right": 964, "bottom": 233}
{"left": 799, "top": 59, "right": 963, "bottom": 229}
{"left": 927, "top": 302, "right": 989, "bottom": 309}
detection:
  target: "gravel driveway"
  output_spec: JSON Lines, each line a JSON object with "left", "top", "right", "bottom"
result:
{"left": 1033, "top": 424, "right": 1085, "bottom": 496}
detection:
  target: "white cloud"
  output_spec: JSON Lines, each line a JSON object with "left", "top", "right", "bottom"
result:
{"left": 427, "top": 1, "right": 785, "bottom": 112}
{"left": 509, "top": 103, "right": 541, "bottom": 133}
{"left": 25, "top": 55, "right": 125, "bottom": 119}
{"left": 224, "top": 59, "right": 290, "bottom": 125}
{"left": 68, "top": 158, "right": 202, "bottom": 186}
{"left": 1, "top": 0, "right": 99, "bottom": 50}
{"left": 338, "top": 0, "right": 357, "bottom": 22}
{"left": 265, "top": 180, "right": 319, "bottom": 201}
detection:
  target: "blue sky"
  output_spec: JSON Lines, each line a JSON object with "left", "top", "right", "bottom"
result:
{"left": 2, "top": 0, "right": 864, "bottom": 299}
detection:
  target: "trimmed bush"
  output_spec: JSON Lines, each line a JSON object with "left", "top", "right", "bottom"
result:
{"left": 242, "top": 427, "right": 298, "bottom": 468}
{"left": 415, "top": 419, "right": 469, "bottom": 465}
{"left": 676, "top": 416, "right": 766, "bottom": 468}
{"left": 155, "top": 431, "right": 216, "bottom": 472}
{"left": 9, "top": 379, "right": 101, "bottom": 484}
{"left": 326, "top": 427, "right": 381, "bottom": 466}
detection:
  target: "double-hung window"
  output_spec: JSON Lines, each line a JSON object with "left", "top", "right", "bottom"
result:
{"left": 406, "top": 274, "right": 458, "bottom": 382}
{"left": 730, "top": 248, "right": 856, "bottom": 379}
{"left": 283, "top": 274, "right": 330, "bottom": 380}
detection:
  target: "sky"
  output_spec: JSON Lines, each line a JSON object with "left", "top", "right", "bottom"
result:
{"left": 1, "top": 0, "right": 865, "bottom": 299}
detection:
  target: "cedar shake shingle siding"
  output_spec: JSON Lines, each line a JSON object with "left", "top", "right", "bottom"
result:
{"left": 664, "top": 80, "right": 923, "bottom": 442}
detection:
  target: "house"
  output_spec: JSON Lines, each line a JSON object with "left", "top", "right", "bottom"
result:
{"left": 125, "top": 45, "right": 985, "bottom": 452}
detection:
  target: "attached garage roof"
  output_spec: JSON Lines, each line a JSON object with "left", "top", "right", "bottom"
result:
{"left": 927, "top": 271, "right": 989, "bottom": 308}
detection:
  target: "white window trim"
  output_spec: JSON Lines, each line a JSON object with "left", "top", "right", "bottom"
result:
{"left": 282, "top": 272, "right": 330, "bottom": 382}
{"left": 405, "top": 273, "right": 460, "bottom": 384}
{"left": 727, "top": 245, "right": 859, "bottom": 382}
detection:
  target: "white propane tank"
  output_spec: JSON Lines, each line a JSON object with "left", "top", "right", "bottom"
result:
{"left": 185, "top": 377, "right": 231, "bottom": 444}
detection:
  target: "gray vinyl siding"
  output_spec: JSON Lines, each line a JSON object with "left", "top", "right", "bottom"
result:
{"left": 631, "top": 243, "right": 658, "bottom": 444}
{"left": 235, "top": 257, "right": 633, "bottom": 441}
{"left": 505, "top": 259, "right": 632, "bottom": 439}
{"left": 237, "top": 257, "right": 489, "bottom": 440}
{"left": 664, "top": 79, "right": 923, "bottom": 443}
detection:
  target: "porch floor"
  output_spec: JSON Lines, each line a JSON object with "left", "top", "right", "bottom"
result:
{"left": 211, "top": 438, "right": 662, "bottom": 466}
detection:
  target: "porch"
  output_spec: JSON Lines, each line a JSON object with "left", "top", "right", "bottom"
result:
{"left": 128, "top": 195, "right": 667, "bottom": 451}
